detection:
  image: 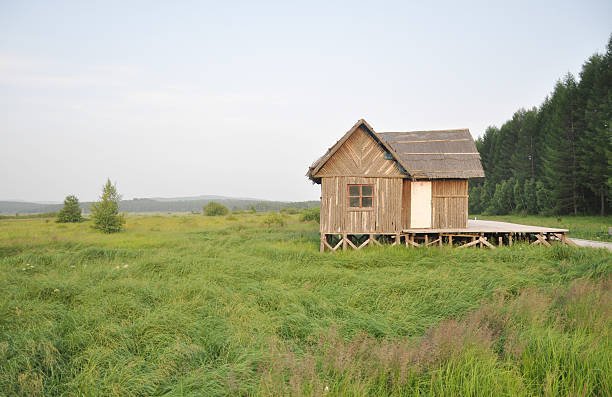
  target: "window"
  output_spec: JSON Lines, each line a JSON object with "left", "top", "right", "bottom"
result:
{"left": 347, "top": 184, "right": 374, "bottom": 208}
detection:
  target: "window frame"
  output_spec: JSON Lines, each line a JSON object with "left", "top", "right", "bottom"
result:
{"left": 347, "top": 184, "right": 374, "bottom": 210}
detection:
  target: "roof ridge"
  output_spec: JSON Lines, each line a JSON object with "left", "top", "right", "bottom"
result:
{"left": 378, "top": 128, "right": 470, "bottom": 135}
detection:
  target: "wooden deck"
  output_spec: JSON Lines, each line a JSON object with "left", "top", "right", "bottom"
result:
{"left": 403, "top": 219, "right": 569, "bottom": 234}
{"left": 320, "top": 220, "right": 574, "bottom": 252}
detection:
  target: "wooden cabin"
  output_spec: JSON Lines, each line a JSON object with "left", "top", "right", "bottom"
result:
{"left": 307, "top": 119, "right": 485, "bottom": 250}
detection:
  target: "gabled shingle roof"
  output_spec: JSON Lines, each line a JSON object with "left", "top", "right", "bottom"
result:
{"left": 377, "top": 129, "right": 485, "bottom": 179}
{"left": 306, "top": 120, "right": 485, "bottom": 182}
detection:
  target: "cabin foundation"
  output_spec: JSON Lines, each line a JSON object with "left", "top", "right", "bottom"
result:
{"left": 319, "top": 220, "right": 574, "bottom": 252}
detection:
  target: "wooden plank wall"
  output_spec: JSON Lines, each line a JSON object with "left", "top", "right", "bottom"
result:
{"left": 314, "top": 126, "right": 404, "bottom": 178}
{"left": 321, "top": 176, "right": 403, "bottom": 234}
{"left": 432, "top": 179, "right": 468, "bottom": 228}
{"left": 401, "top": 179, "right": 411, "bottom": 229}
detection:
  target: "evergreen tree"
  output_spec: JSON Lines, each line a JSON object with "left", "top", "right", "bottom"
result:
{"left": 541, "top": 74, "right": 581, "bottom": 215}
{"left": 90, "top": 179, "right": 125, "bottom": 233}
{"left": 523, "top": 178, "right": 538, "bottom": 214}
{"left": 513, "top": 179, "right": 525, "bottom": 213}
{"left": 56, "top": 195, "right": 82, "bottom": 223}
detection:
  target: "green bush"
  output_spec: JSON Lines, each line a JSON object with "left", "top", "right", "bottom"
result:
{"left": 56, "top": 195, "right": 83, "bottom": 223}
{"left": 299, "top": 207, "right": 320, "bottom": 223}
{"left": 204, "top": 201, "right": 229, "bottom": 216}
{"left": 262, "top": 212, "right": 285, "bottom": 227}
{"left": 90, "top": 179, "right": 125, "bottom": 233}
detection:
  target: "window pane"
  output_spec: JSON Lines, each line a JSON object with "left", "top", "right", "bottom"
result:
{"left": 362, "top": 185, "right": 373, "bottom": 196}
{"left": 362, "top": 197, "right": 373, "bottom": 207}
{"left": 348, "top": 185, "right": 360, "bottom": 196}
{"left": 349, "top": 197, "right": 360, "bottom": 207}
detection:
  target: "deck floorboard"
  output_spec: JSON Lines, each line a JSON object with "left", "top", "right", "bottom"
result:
{"left": 402, "top": 219, "right": 568, "bottom": 234}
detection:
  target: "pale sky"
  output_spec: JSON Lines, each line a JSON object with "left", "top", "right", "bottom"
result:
{"left": 1, "top": 0, "right": 610, "bottom": 202}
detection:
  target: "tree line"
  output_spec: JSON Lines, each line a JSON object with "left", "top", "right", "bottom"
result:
{"left": 470, "top": 34, "right": 612, "bottom": 216}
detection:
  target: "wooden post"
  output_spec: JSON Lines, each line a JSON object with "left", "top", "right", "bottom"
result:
{"left": 509, "top": 233, "right": 513, "bottom": 246}
{"left": 439, "top": 234, "right": 443, "bottom": 247}
{"left": 424, "top": 235, "right": 428, "bottom": 246}
{"left": 342, "top": 233, "right": 347, "bottom": 250}
{"left": 448, "top": 235, "right": 453, "bottom": 246}
{"left": 320, "top": 234, "right": 325, "bottom": 252}
{"left": 498, "top": 236, "right": 503, "bottom": 247}
{"left": 479, "top": 233, "right": 483, "bottom": 248}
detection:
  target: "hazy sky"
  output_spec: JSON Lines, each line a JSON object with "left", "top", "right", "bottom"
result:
{"left": 1, "top": 1, "right": 611, "bottom": 202}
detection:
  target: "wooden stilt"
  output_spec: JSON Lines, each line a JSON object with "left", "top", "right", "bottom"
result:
{"left": 439, "top": 233, "right": 443, "bottom": 247}
{"left": 342, "top": 233, "right": 347, "bottom": 250}
{"left": 498, "top": 236, "right": 503, "bottom": 247}
{"left": 509, "top": 233, "right": 513, "bottom": 246}
{"left": 448, "top": 235, "right": 453, "bottom": 246}
{"left": 320, "top": 234, "right": 325, "bottom": 252}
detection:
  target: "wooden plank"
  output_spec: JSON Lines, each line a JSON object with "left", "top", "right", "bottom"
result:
{"left": 459, "top": 239, "right": 480, "bottom": 248}
{"left": 480, "top": 238, "right": 496, "bottom": 249}
{"left": 357, "top": 238, "right": 370, "bottom": 250}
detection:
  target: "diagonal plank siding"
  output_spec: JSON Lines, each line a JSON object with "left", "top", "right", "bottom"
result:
{"left": 321, "top": 176, "right": 403, "bottom": 234}
{"left": 314, "top": 126, "right": 405, "bottom": 178}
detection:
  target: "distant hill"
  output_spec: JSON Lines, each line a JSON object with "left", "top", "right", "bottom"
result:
{"left": 0, "top": 196, "right": 319, "bottom": 215}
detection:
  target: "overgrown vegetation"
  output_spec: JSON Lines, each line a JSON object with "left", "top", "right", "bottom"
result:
{"left": 299, "top": 207, "right": 320, "bottom": 223}
{"left": 89, "top": 179, "right": 125, "bottom": 233}
{"left": 56, "top": 195, "right": 82, "bottom": 223}
{"left": 262, "top": 211, "right": 285, "bottom": 227}
{"left": 0, "top": 213, "right": 610, "bottom": 395}
{"left": 470, "top": 34, "right": 612, "bottom": 216}
{"left": 204, "top": 201, "right": 229, "bottom": 216}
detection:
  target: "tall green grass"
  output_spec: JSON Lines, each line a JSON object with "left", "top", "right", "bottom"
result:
{"left": 0, "top": 213, "right": 610, "bottom": 396}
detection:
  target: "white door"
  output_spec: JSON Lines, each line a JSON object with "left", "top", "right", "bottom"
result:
{"left": 410, "top": 181, "right": 432, "bottom": 228}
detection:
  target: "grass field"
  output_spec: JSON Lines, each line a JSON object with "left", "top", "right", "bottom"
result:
{"left": 1, "top": 213, "right": 610, "bottom": 396}
{"left": 474, "top": 214, "right": 612, "bottom": 242}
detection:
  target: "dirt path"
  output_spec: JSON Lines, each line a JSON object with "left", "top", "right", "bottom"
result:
{"left": 569, "top": 238, "right": 612, "bottom": 252}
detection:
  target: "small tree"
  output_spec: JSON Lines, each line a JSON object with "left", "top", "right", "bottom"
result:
{"left": 90, "top": 179, "right": 125, "bottom": 233}
{"left": 56, "top": 195, "right": 82, "bottom": 223}
{"left": 204, "top": 201, "right": 229, "bottom": 216}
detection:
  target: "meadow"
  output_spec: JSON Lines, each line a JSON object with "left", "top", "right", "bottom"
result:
{"left": 0, "top": 213, "right": 610, "bottom": 396}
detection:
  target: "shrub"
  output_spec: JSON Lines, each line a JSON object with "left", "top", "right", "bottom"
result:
{"left": 56, "top": 195, "right": 83, "bottom": 223}
{"left": 204, "top": 201, "right": 229, "bottom": 216}
{"left": 280, "top": 207, "right": 299, "bottom": 215}
{"left": 299, "top": 207, "right": 320, "bottom": 223}
{"left": 262, "top": 212, "right": 285, "bottom": 227}
{"left": 90, "top": 179, "right": 125, "bottom": 233}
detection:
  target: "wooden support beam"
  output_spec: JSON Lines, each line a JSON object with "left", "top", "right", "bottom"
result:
{"left": 323, "top": 238, "right": 334, "bottom": 252}
{"left": 346, "top": 236, "right": 358, "bottom": 250}
{"left": 426, "top": 238, "right": 441, "bottom": 247}
{"left": 405, "top": 236, "right": 421, "bottom": 247}
{"left": 479, "top": 233, "right": 483, "bottom": 248}
{"left": 459, "top": 238, "right": 481, "bottom": 249}
{"left": 533, "top": 233, "right": 551, "bottom": 247}
{"left": 509, "top": 233, "right": 513, "bottom": 246}
{"left": 498, "top": 236, "right": 503, "bottom": 247}
{"left": 332, "top": 238, "right": 343, "bottom": 251}
{"left": 370, "top": 234, "right": 382, "bottom": 246}
{"left": 392, "top": 233, "right": 401, "bottom": 246}
{"left": 439, "top": 233, "right": 443, "bottom": 247}
{"left": 480, "top": 238, "right": 496, "bottom": 249}
{"left": 357, "top": 238, "right": 370, "bottom": 250}
{"left": 424, "top": 235, "right": 429, "bottom": 246}
{"left": 320, "top": 234, "right": 325, "bottom": 252}
{"left": 448, "top": 235, "right": 453, "bottom": 246}
{"left": 342, "top": 233, "right": 347, "bottom": 251}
